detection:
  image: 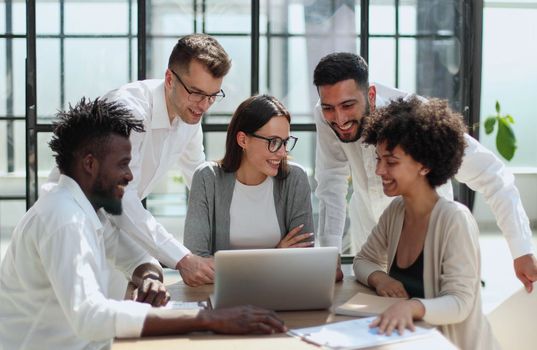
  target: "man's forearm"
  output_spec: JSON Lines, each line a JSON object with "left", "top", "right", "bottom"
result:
{"left": 141, "top": 309, "right": 206, "bottom": 336}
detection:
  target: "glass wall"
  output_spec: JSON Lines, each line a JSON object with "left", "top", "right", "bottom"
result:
{"left": 1, "top": 0, "right": 480, "bottom": 259}
{"left": 480, "top": 0, "right": 537, "bottom": 167}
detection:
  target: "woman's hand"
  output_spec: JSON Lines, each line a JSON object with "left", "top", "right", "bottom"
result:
{"left": 276, "top": 224, "right": 314, "bottom": 248}
{"left": 369, "top": 299, "right": 425, "bottom": 336}
{"left": 367, "top": 271, "right": 409, "bottom": 298}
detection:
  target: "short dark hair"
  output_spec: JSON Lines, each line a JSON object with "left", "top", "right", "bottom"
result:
{"left": 49, "top": 97, "right": 145, "bottom": 176}
{"left": 221, "top": 95, "right": 291, "bottom": 179}
{"left": 168, "top": 33, "right": 231, "bottom": 78}
{"left": 362, "top": 96, "right": 467, "bottom": 188}
{"left": 313, "top": 52, "right": 369, "bottom": 90}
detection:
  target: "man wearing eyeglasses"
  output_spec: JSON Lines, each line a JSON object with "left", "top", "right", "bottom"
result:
{"left": 45, "top": 34, "right": 230, "bottom": 287}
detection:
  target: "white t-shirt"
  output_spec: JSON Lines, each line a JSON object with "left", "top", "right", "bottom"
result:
{"left": 229, "top": 176, "right": 281, "bottom": 249}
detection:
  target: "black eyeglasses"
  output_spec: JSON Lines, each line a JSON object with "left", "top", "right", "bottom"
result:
{"left": 249, "top": 133, "right": 298, "bottom": 153}
{"left": 170, "top": 69, "right": 225, "bottom": 103}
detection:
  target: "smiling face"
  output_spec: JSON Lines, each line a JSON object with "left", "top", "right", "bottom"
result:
{"left": 90, "top": 134, "right": 133, "bottom": 215}
{"left": 375, "top": 142, "right": 430, "bottom": 197}
{"left": 318, "top": 79, "right": 376, "bottom": 143}
{"left": 165, "top": 59, "right": 224, "bottom": 125}
{"left": 237, "top": 116, "right": 290, "bottom": 185}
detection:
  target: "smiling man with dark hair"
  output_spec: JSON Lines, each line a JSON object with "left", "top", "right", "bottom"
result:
{"left": 0, "top": 98, "right": 285, "bottom": 350}
{"left": 313, "top": 52, "right": 537, "bottom": 290}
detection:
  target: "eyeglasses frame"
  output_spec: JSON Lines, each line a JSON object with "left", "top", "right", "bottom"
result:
{"left": 170, "top": 68, "right": 225, "bottom": 103}
{"left": 248, "top": 133, "right": 298, "bottom": 153}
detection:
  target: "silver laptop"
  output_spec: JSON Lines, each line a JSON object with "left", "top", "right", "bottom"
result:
{"left": 210, "top": 247, "right": 338, "bottom": 311}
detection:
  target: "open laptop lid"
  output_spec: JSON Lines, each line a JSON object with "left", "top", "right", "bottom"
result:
{"left": 211, "top": 247, "right": 338, "bottom": 311}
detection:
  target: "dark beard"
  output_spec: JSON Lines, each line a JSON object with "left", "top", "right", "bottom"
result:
{"left": 330, "top": 98, "right": 370, "bottom": 143}
{"left": 91, "top": 179, "right": 123, "bottom": 215}
{"left": 332, "top": 120, "right": 362, "bottom": 143}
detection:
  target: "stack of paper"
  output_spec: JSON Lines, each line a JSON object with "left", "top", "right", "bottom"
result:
{"left": 335, "top": 292, "right": 406, "bottom": 317}
{"left": 288, "top": 317, "right": 434, "bottom": 349}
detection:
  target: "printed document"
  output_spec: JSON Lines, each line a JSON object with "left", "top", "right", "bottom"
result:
{"left": 288, "top": 317, "right": 434, "bottom": 349}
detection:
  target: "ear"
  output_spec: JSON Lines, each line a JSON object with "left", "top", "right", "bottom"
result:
{"left": 81, "top": 153, "right": 99, "bottom": 178}
{"left": 236, "top": 131, "right": 248, "bottom": 150}
{"left": 419, "top": 167, "right": 430, "bottom": 176}
{"left": 164, "top": 68, "right": 174, "bottom": 89}
{"left": 368, "top": 84, "right": 377, "bottom": 112}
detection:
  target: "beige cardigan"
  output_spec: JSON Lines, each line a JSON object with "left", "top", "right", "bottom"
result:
{"left": 353, "top": 197, "right": 500, "bottom": 350}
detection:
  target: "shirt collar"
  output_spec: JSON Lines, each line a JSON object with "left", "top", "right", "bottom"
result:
{"left": 58, "top": 174, "right": 104, "bottom": 232}
{"left": 151, "top": 80, "right": 172, "bottom": 130}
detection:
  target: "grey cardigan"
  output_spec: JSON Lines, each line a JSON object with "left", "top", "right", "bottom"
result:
{"left": 184, "top": 161, "right": 314, "bottom": 256}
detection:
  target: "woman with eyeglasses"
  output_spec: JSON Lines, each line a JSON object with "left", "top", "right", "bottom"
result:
{"left": 184, "top": 94, "right": 314, "bottom": 258}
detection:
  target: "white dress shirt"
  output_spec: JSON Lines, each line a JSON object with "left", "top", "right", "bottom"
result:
{"left": 47, "top": 79, "right": 205, "bottom": 268}
{"left": 0, "top": 175, "right": 152, "bottom": 350}
{"left": 314, "top": 83, "right": 533, "bottom": 258}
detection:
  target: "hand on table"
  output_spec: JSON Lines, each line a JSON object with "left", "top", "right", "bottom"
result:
{"left": 177, "top": 254, "right": 215, "bottom": 287}
{"left": 199, "top": 305, "right": 287, "bottom": 334}
{"left": 336, "top": 255, "right": 344, "bottom": 282}
{"left": 369, "top": 299, "right": 424, "bottom": 336}
{"left": 133, "top": 278, "right": 170, "bottom": 307}
{"left": 368, "top": 271, "right": 409, "bottom": 298}
{"left": 276, "top": 224, "right": 314, "bottom": 248}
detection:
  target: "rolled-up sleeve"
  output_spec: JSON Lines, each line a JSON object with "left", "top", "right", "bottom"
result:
{"left": 456, "top": 134, "right": 533, "bottom": 259}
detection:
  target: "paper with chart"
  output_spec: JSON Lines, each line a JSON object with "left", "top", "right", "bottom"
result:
{"left": 288, "top": 317, "right": 434, "bottom": 349}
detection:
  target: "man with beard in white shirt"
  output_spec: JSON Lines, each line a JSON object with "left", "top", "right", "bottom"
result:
{"left": 0, "top": 98, "right": 286, "bottom": 350}
{"left": 47, "top": 34, "right": 231, "bottom": 286}
{"left": 313, "top": 52, "right": 537, "bottom": 291}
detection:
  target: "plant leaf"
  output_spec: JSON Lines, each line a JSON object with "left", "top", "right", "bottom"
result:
{"left": 484, "top": 117, "right": 496, "bottom": 134}
{"left": 505, "top": 114, "right": 515, "bottom": 124}
{"left": 496, "top": 118, "right": 517, "bottom": 161}
{"left": 495, "top": 100, "right": 501, "bottom": 114}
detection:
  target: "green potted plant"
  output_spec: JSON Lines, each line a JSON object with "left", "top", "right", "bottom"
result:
{"left": 484, "top": 100, "right": 517, "bottom": 161}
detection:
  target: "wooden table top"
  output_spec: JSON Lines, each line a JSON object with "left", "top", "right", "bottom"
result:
{"left": 113, "top": 265, "right": 457, "bottom": 350}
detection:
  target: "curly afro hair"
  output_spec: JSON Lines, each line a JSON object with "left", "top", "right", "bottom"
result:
{"left": 49, "top": 97, "right": 145, "bottom": 176}
{"left": 362, "top": 96, "right": 467, "bottom": 188}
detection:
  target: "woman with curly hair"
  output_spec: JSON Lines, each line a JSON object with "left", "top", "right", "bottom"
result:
{"left": 184, "top": 95, "right": 315, "bottom": 257}
{"left": 353, "top": 96, "right": 499, "bottom": 350}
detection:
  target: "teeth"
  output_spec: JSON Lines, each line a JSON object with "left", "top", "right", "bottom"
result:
{"left": 189, "top": 108, "right": 202, "bottom": 116}
{"left": 382, "top": 179, "right": 393, "bottom": 185}
{"left": 268, "top": 160, "right": 280, "bottom": 165}
{"left": 338, "top": 122, "right": 353, "bottom": 130}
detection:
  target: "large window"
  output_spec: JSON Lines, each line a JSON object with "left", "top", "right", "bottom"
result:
{"left": 480, "top": 0, "right": 537, "bottom": 168}
{"left": 1, "top": 0, "right": 481, "bottom": 259}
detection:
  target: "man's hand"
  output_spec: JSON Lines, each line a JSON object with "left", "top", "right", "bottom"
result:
{"left": 276, "top": 224, "right": 314, "bottom": 248}
{"left": 176, "top": 254, "right": 214, "bottom": 287}
{"left": 134, "top": 278, "right": 170, "bottom": 307}
{"left": 368, "top": 271, "right": 409, "bottom": 298}
{"left": 199, "top": 305, "right": 287, "bottom": 334}
{"left": 335, "top": 255, "right": 344, "bottom": 282}
{"left": 514, "top": 254, "right": 537, "bottom": 293}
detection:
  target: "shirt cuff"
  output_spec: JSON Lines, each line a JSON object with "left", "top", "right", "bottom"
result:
{"left": 115, "top": 301, "right": 151, "bottom": 338}
{"left": 159, "top": 240, "right": 191, "bottom": 269}
{"left": 507, "top": 234, "right": 535, "bottom": 259}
